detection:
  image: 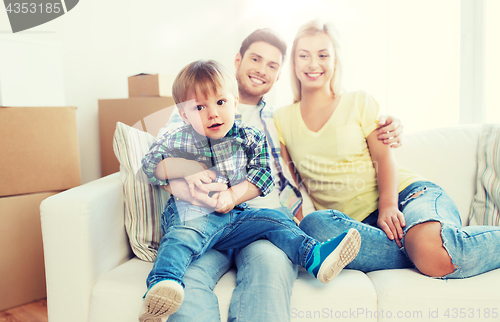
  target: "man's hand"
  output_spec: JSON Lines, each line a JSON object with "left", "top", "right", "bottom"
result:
{"left": 184, "top": 170, "right": 217, "bottom": 197}
{"left": 214, "top": 189, "right": 237, "bottom": 214}
{"left": 163, "top": 176, "right": 227, "bottom": 208}
{"left": 377, "top": 206, "right": 406, "bottom": 247}
{"left": 377, "top": 115, "right": 404, "bottom": 148}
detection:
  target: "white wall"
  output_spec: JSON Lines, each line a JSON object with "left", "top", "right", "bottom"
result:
{"left": 0, "top": 0, "right": 246, "bottom": 183}
{"left": 0, "top": 0, "right": 497, "bottom": 184}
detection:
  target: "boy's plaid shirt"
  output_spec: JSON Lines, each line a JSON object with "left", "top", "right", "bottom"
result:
{"left": 142, "top": 121, "right": 274, "bottom": 196}
{"left": 159, "top": 98, "right": 303, "bottom": 216}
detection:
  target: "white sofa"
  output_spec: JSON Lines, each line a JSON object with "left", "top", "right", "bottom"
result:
{"left": 40, "top": 125, "right": 500, "bottom": 322}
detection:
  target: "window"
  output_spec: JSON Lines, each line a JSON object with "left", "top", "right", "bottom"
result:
{"left": 240, "top": 0, "right": 461, "bottom": 132}
{"left": 239, "top": 0, "right": 499, "bottom": 131}
{"left": 485, "top": 0, "right": 500, "bottom": 123}
{"left": 381, "top": 0, "right": 460, "bottom": 133}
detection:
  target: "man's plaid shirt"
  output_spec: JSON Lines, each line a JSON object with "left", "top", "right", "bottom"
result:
{"left": 142, "top": 121, "right": 274, "bottom": 196}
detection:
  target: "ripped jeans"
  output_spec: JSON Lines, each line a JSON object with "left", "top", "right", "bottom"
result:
{"left": 300, "top": 181, "right": 500, "bottom": 279}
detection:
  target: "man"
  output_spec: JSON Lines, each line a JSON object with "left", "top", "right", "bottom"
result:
{"left": 162, "top": 28, "right": 403, "bottom": 322}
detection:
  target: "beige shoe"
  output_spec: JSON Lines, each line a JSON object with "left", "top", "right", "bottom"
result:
{"left": 318, "top": 228, "right": 361, "bottom": 283}
{"left": 139, "top": 280, "right": 184, "bottom": 322}
{"left": 306, "top": 228, "right": 361, "bottom": 284}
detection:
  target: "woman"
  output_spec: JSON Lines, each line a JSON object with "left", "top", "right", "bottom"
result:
{"left": 274, "top": 19, "right": 500, "bottom": 278}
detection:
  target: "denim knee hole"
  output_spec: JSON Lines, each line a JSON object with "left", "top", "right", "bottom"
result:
{"left": 401, "top": 186, "right": 427, "bottom": 207}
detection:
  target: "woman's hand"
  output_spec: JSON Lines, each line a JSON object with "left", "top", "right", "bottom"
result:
{"left": 377, "top": 206, "right": 406, "bottom": 247}
{"left": 377, "top": 115, "right": 404, "bottom": 148}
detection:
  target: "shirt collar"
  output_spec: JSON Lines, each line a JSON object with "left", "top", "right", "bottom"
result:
{"left": 235, "top": 97, "right": 266, "bottom": 120}
{"left": 191, "top": 122, "right": 241, "bottom": 149}
{"left": 257, "top": 96, "right": 266, "bottom": 109}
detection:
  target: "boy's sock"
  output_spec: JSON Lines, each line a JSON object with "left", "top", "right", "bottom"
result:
{"left": 305, "top": 228, "right": 361, "bottom": 283}
{"left": 139, "top": 279, "right": 184, "bottom": 322}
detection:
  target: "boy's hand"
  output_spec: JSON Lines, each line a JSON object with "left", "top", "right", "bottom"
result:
{"left": 377, "top": 115, "right": 404, "bottom": 148}
{"left": 214, "top": 189, "right": 237, "bottom": 214}
{"left": 164, "top": 177, "right": 227, "bottom": 208}
{"left": 377, "top": 206, "right": 406, "bottom": 248}
{"left": 184, "top": 170, "right": 217, "bottom": 197}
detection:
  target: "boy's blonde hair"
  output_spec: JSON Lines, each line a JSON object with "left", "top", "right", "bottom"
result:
{"left": 172, "top": 60, "right": 238, "bottom": 106}
{"left": 290, "top": 20, "right": 343, "bottom": 103}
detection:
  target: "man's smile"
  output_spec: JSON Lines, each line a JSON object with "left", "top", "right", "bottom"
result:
{"left": 249, "top": 75, "right": 266, "bottom": 85}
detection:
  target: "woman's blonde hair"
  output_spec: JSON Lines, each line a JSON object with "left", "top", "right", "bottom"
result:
{"left": 290, "top": 20, "right": 343, "bottom": 103}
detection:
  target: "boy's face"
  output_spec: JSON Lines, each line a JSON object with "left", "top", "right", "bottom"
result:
{"left": 234, "top": 41, "right": 282, "bottom": 102}
{"left": 179, "top": 87, "right": 238, "bottom": 140}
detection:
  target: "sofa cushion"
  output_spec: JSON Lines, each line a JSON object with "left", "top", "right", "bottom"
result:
{"left": 113, "top": 122, "right": 169, "bottom": 262}
{"left": 290, "top": 269, "right": 377, "bottom": 321}
{"left": 367, "top": 268, "right": 500, "bottom": 322}
{"left": 469, "top": 124, "right": 500, "bottom": 226}
{"left": 89, "top": 258, "right": 148, "bottom": 322}
{"left": 89, "top": 258, "right": 378, "bottom": 322}
{"left": 394, "top": 125, "right": 481, "bottom": 225}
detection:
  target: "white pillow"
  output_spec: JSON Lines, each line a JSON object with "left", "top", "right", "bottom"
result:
{"left": 469, "top": 124, "right": 500, "bottom": 226}
{"left": 113, "top": 122, "right": 169, "bottom": 262}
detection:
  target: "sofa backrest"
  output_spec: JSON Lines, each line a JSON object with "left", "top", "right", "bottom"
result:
{"left": 394, "top": 125, "right": 481, "bottom": 226}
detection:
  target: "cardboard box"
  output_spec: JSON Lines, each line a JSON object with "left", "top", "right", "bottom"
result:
{"left": 128, "top": 73, "right": 176, "bottom": 97}
{"left": 0, "top": 191, "right": 58, "bottom": 311}
{"left": 0, "top": 106, "right": 81, "bottom": 197}
{"left": 98, "top": 97, "right": 176, "bottom": 177}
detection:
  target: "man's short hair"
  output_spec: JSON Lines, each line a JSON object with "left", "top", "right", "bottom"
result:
{"left": 172, "top": 60, "right": 238, "bottom": 106}
{"left": 239, "top": 28, "right": 287, "bottom": 62}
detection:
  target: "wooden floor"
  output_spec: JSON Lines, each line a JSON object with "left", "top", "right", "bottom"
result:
{"left": 0, "top": 299, "right": 48, "bottom": 322}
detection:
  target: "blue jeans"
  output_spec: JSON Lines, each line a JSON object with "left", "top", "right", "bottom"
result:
{"left": 300, "top": 181, "right": 500, "bottom": 279}
{"left": 168, "top": 241, "right": 298, "bottom": 322}
{"left": 153, "top": 200, "right": 299, "bottom": 322}
{"left": 146, "top": 197, "right": 315, "bottom": 289}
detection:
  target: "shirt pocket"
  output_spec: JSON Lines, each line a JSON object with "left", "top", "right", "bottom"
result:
{"left": 336, "top": 125, "right": 364, "bottom": 156}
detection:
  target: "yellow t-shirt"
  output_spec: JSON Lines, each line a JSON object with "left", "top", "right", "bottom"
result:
{"left": 274, "top": 91, "right": 424, "bottom": 222}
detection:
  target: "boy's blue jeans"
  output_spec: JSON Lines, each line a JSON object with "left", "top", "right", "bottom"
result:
{"left": 168, "top": 208, "right": 299, "bottom": 322}
{"left": 300, "top": 181, "right": 500, "bottom": 279}
{"left": 146, "top": 197, "right": 317, "bottom": 289}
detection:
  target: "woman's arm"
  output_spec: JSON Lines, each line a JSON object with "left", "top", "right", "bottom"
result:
{"left": 366, "top": 130, "right": 406, "bottom": 247}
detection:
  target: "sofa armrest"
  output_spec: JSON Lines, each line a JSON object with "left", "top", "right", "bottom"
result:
{"left": 40, "top": 173, "right": 133, "bottom": 322}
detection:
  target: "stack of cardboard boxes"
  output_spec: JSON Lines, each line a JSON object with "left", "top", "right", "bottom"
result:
{"left": 98, "top": 73, "right": 176, "bottom": 177}
{"left": 0, "top": 106, "right": 81, "bottom": 311}
{"left": 0, "top": 73, "right": 176, "bottom": 310}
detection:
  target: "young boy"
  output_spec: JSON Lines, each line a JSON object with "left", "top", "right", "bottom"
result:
{"left": 140, "top": 60, "right": 361, "bottom": 322}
